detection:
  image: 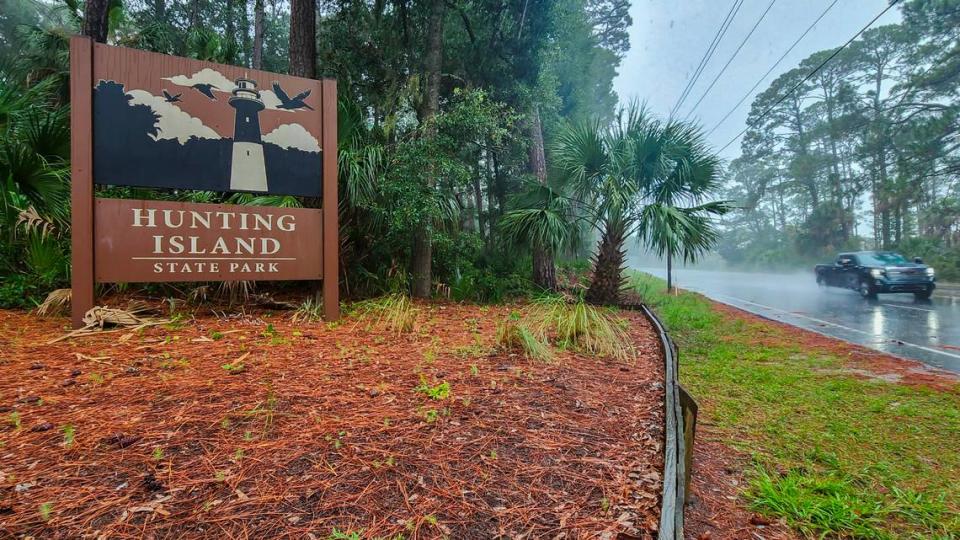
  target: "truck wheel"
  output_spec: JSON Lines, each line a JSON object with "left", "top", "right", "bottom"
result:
{"left": 817, "top": 275, "right": 826, "bottom": 288}
{"left": 859, "top": 281, "right": 878, "bottom": 299}
{"left": 914, "top": 287, "right": 933, "bottom": 300}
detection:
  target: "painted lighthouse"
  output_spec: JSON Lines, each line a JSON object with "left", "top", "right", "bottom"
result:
{"left": 229, "top": 77, "right": 268, "bottom": 191}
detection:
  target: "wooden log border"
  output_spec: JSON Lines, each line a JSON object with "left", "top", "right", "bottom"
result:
{"left": 639, "top": 303, "right": 697, "bottom": 540}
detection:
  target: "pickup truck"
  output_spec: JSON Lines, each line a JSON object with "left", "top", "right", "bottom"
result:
{"left": 815, "top": 251, "right": 936, "bottom": 299}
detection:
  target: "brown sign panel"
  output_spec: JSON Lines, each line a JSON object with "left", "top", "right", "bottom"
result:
{"left": 92, "top": 43, "right": 323, "bottom": 197}
{"left": 94, "top": 198, "right": 322, "bottom": 283}
{"left": 71, "top": 37, "right": 339, "bottom": 327}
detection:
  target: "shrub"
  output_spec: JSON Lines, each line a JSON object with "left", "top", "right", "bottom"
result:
{"left": 531, "top": 296, "right": 636, "bottom": 361}
{"left": 494, "top": 312, "right": 553, "bottom": 361}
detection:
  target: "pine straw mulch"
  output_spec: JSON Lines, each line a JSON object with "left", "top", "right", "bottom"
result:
{"left": 0, "top": 301, "right": 664, "bottom": 539}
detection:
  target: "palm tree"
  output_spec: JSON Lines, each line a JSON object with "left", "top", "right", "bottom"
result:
{"left": 499, "top": 181, "right": 581, "bottom": 289}
{"left": 552, "top": 107, "right": 729, "bottom": 303}
{"left": 636, "top": 122, "right": 731, "bottom": 291}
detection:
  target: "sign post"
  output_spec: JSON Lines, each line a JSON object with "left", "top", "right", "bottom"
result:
{"left": 69, "top": 36, "right": 338, "bottom": 326}
{"left": 70, "top": 37, "right": 94, "bottom": 328}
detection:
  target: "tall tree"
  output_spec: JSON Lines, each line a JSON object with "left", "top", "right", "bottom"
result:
{"left": 83, "top": 0, "right": 111, "bottom": 43}
{"left": 411, "top": 0, "right": 446, "bottom": 298}
{"left": 289, "top": 0, "right": 316, "bottom": 78}
{"left": 252, "top": 0, "right": 265, "bottom": 69}
{"left": 527, "top": 105, "right": 556, "bottom": 290}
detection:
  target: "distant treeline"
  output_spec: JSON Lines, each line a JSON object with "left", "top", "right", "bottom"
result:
{"left": 719, "top": 0, "right": 960, "bottom": 281}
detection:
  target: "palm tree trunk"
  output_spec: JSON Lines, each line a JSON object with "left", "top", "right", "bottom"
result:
{"left": 666, "top": 251, "right": 673, "bottom": 291}
{"left": 289, "top": 0, "right": 316, "bottom": 78}
{"left": 586, "top": 217, "right": 627, "bottom": 305}
{"left": 83, "top": 0, "right": 111, "bottom": 43}
{"left": 528, "top": 104, "right": 556, "bottom": 291}
{"left": 411, "top": 0, "right": 445, "bottom": 298}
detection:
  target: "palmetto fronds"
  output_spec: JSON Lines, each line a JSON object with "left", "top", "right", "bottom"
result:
{"left": 500, "top": 182, "right": 580, "bottom": 254}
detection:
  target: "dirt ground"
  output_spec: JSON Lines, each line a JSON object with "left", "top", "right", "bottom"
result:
{"left": 0, "top": 302, "right": 664, "bottom": 539}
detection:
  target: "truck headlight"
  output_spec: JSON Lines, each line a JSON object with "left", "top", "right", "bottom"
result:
{"left": 926, "top": 267, "right": 935, "bottom": 276}
{"left": 870, "top": 268, "right": 884, "bottom": 278}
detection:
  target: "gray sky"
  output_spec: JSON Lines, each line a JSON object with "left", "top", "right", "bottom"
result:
{"left": 614, "top": 0, "right": 902, "bottom": 162}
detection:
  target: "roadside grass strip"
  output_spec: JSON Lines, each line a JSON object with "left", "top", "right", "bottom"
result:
{"left": 631, "top": 272, "right": 960, "bottom": 539}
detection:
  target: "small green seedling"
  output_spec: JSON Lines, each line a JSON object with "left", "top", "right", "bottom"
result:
{"left": 152, "top": 447, "right": 164, "bottom": 461}
{"left": 62, "top": 424, "right": 75, "bottom": 447}
{"left": 39, "top": 502, "right": 53, "bottom": 521}
{"left": 414, "top": 375, "right": 450, "bottom": 400}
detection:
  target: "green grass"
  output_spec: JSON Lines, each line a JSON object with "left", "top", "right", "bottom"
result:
{"left": 630, "top": 272, "right": 960, "bottom": 539}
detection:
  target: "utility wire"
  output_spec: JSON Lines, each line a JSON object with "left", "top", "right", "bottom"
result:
{"left": 705, "top": 0, "right": 840, "bottom": 138}
{"left": 668, "top": 0, "right": 744, "bottom": 119}
{"left": 716, "top": 0, "right": 902, "bottom": 154}
{"left": 682, "top": 0, "right": 779, "bottom": 122}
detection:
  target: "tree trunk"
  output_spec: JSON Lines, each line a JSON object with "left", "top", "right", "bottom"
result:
{"left": 83, "top": 0, "right": 111, "bottom": 43}
{"left": 666, "top": 251, "right": 673, "bottom": 291}
{"left": 528, "top": 104, "right": 556, "bottom": 291}
{"left": 411, "top": 0, "right": 445, "bottom": 298}
{"left": 586, "top": 218, "right": 627, "bottom": 305}
{"left": 289, "top": 0, "right": 316, "bottom": 78}
{"left": 252, "top": 0, "right": 265, "bottom": 69}
{"left": 225, "top": 0, "right": 237, "bottom": 61}
{"left": 473, "top": 164, "right": 485, "bottom": 240}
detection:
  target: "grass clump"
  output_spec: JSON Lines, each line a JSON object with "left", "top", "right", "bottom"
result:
{"left": 494, "top": 312, "right": 553, "bottom": 361}
{"left": 292, "top": 297, "right": 324, "bottom": 323}
{"left": 354, "top": 293, "right": 419, "bottom": 335}
{"left": 531, "top": 296, "right": 635, "bottom": 361}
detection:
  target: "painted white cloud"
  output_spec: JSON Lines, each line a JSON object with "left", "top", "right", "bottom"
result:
{"left": 162, "top": 68, "right": 235, "bottom": 94}
{"left": 127, "top": 89, "right": 221, "bottom": 144}
{"left": 260, "top": 89, "right": 284, "bottom": 110}
{"left": 262, "top": 123, "right": 320, "bottom": 153}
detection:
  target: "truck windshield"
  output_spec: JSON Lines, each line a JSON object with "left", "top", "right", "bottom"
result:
{"left": 859, "top": 252, "right": 909, "bottom": 266}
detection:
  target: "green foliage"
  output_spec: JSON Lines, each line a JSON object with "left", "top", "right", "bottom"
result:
{"left": 414, "top": 374, "right": 450, "bottom": 400}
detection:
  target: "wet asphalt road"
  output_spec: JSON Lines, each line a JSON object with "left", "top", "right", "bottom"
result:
{"left": 637, "top": 267, "right": 960, "bottom": 373}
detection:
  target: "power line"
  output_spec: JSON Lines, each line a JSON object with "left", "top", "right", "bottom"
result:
{"left": 670, "top": 0, "right": 743, "bottom": 118}
{"left": 668, "top": 0, "right": 744, "bottom": 119}
{"left": 705, "top": 0, "right": 840, "bottom": 138}
{"left": 716, "top": 0, "right": 902, "bottom": 155}
{"left": 682, "top": 0, "right": 779, "bottom": 122}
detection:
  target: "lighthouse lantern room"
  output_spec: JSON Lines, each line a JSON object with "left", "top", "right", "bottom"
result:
{"left": 229, "top": 77, "right": 268, "bottom": 192}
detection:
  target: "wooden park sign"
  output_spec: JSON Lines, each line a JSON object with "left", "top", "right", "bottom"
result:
{"left": 69, "top": 36, "right": 338, "bottom": 327}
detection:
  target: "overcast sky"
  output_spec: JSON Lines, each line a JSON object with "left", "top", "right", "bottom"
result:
{"left": 614, "top": 0, "right": 902, "bottom": 162}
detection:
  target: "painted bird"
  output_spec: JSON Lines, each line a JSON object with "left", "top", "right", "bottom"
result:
{"left": 191, "top": 83, "right": 217, "bottom": 100}
{"left": 162, "top": 89, "right": 182, "bottom": 103}
{"left": 272, "top": 82, "right": 313, "bottom": 111}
